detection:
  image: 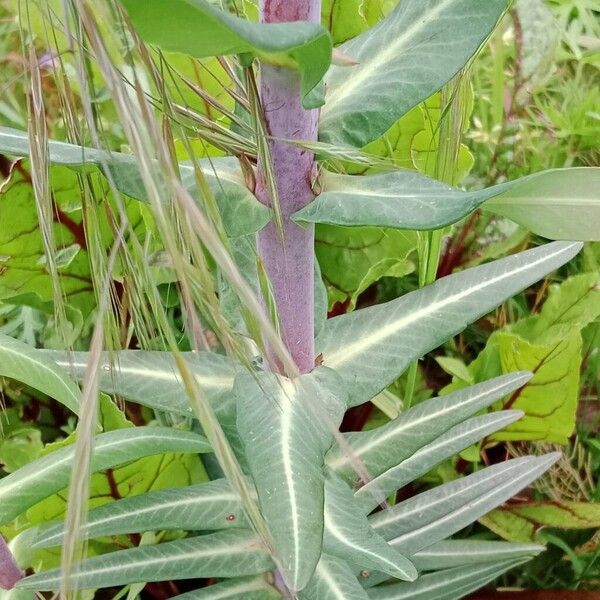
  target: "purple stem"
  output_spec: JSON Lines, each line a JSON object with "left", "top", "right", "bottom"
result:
{"left": 0, "top": 535, "right": 22, "bottom": 590}
{"left": 256, "top": 0, "right": 321, "bottom": 374}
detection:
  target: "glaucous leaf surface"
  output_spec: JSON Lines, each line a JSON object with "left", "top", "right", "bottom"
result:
{"left": 234, "top": 369, "right": 346, "bottom": 591}
{"left": 355, "top": 410, "right": 524, "bottom": 512}
{"left": 323, "top": 473, "right": 416, "bottom": 581}
{"left": 317, "top": 241, "right": 582, "bottom": 407}
{"left": 18, "top": 530, "right": 272, "bottom": 591}
{"left": 319, "top": 0, "right": 508, "bottom": 147}
{"left": 0, "top": 127, "right": 269, "bottom": 237}
{"left": 370, "top": 454, "right": 560, "bottom": 555}
{"left": 326, "top": 373, "right": 530, "bottom": 479}
{"left": 33, "top": 479, "right": 246, "bottom": 548}
{"left": 169, "top": 575, "right": 281, "bottom": 599}
{"left": 44, "top": 350, "right": 237, "bottom": 419}
{"left": 0, "top": 334, "right": 81, "bottom": 415}
{"left": 361, "top": 540, "right": 543, "bottom": 588}
{"left": 0, "top": 427, "right": 210, "bottom": 525}
{"left": 294, "top": 167, "right": 600, "bottom": 241}
{"left": 299, "top": 553, "right": 369, "bottom": 600}
{"left": 367, "top": 558, "right": 529, "bottom": 600}
{"left": 120, "top": 0, "right": 332, "bottom": 108}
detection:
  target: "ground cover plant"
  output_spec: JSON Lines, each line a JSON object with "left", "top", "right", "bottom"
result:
{"left": 0, "top": 0, "right": 599, "bottom": 598}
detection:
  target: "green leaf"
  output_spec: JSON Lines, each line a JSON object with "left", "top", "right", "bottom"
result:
{"left": 323, "top": 473, "right": 416, "bottom": 582}
{"left": 120, "top": 0, "right": 332, "bottom": 109}
{"left": 327, "top": 373, "right": 529, "bottom": 480}
{"left": 0, "top": 334, "right": 81, "bottom": 415}
{"left": 317, "top": 241, "right": 582, "bottom": 408}
{"left": 481, "top": 501, "right": 600, "bottom": 543}
{"left": 490, "top": 330, "right": 581, "bottom": 443}
{"left": 17, "top": 530, "right": 272, "bottom": 591}
{"left": 361, "top": 540, "right": 543, "bottom": 588}
{"left": 44, "top": 350, "right": 237, "bottom": 419}
{"left": 299, "top": 554, "right": 369, "bottom": 600}
{"left": 33, "top": 479, "right": 246, "bottom": 548}
{"left": 0, "top": 427, "right": 210, "bottom": 526}
{"left": 315, "top": 225, "right": 416, "bottom": 309}
{"left": 295, "top": 167, "right": 600, "bottom": 241}
{"left": 483, "top": 167, "right": 600, "bottom": 241}
{"left": 319, "top": 0, "right": 507, "bottom": 147}
{"left": 234, "top": 368, "right": 346, "bottom": 591}
{"left": 369, "top": 454, "right": 559, "bottom": 555}
{"left": 321, "top": 0, "right": 386, "bottom": 45}
{"left": 170, "top": 576, "right": 281, "bottom": 599}
{"left": 0, "top": 127, "right": 269, "bottom": 238}
{"left": 367, "top": 558, "right": 528, "bottom": 600}
{"left": 355, "top": 410, "right": 524, "bottom": 513}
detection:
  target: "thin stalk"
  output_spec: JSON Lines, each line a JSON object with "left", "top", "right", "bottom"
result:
{"left": 256, "top": 0, "right": 321, "bottom": 374}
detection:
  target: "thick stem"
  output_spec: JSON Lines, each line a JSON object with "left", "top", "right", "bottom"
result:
{"left": 0, "top": 535, "right": 22, "bottom": 590}
{"left": 256, "top": 0, "right": 320, "bottom": 374}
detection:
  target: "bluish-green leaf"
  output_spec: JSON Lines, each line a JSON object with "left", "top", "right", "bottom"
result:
{"left": 327, "top": 373, "right": 529, "bottom": 481}
{"left": 0, "top": 334, "right": 80, "bottom": 415}
{"left": 356, "top": 410, "right": 524, "bottom": 513}
{"left": 294, "top": 167, "right": 600, "bottom": 241}
{"left": 0, "top": 127, "right": 269, "bottom": 237}
{"left": 319, "top": 0, "right": 508, "bottom": 147}
{"left": 300, "top": 554, "right": 369, "bottom": 600}
{"left": 0, "top": 427, "right": 210, "bottom": 526}
{"left": 370, "top": 454, "right": 559, "bottom": 555}
{"left": 18, "top": 530, "right": 272, "bottom": 591}
{"left": 316, "top": 242, "right": 582, "bottom": 408}
{"left": 367, "top": 558, "right": 529, "bottom": 599}
{"left": 120, "top": 0, "right": 332, "bottom": 108}
{"left": 44, "top": 350, "right": 237, "bottom": 419}
{"left": 235, "top": 368, "right": 346, "bottom": 592}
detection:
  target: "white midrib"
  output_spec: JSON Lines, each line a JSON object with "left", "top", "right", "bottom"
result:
{"left": 383, "top": 459, "right": 551, "bottom": 545}
{"left": 54, "top": 358, "right": 233, "bottom": 391}
{"left": 315, "top": 559, "right": 347, "bottom": 600}
{"left": 42, "top": 490, "right": 240, "bottom": 545}
{"left": 30, "top": 538, "right": 257, "bottom": 584}
{"left": 370, "top": 459, "right": 533, "bottom": 531}
{"left": 0, "top": 128, "right": 242, "bottom": 187}
{"left": 323, "top": 0, "right": 455, "bottom": 113}
{"left": 327, "top": 379, "right": 515, "bottom": 471}
{"left": 280, "top": 379, "right": 301, "bottom": 583}
{"left": 355, "top": 414, "right": 517, "bottom": 507}
{"left": 0, "top": 431, "right": 198, "bottom": 501}
{"left": 325, "top": 244, "right": 576, "bottom": 371}
{"left": 1, "top": 344, "right": 79, "bottom": 409}
{"left": 325, "top": 513, "right": 407, "bottom": 577}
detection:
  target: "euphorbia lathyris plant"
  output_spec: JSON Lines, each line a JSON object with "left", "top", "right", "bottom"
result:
{"left": 0, "top": 0, "right": 598, "bottom": 599}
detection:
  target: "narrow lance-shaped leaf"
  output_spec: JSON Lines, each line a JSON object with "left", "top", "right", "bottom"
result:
{"left": 44, "top": 350, "right": 237, "bottom": 419}
{"left": 0, "top": 127, "right": 269, "bottom": 237}
{"left": 356, "top": 410, "right": 525, "bottom": 513}
{"left": 316, "top": 241, "right": 582, "bottom": 408}
{"left": 293, "top": 167, "right": 600, "bottom": 241}
{"left": 367, "top": 558, "right": 529, "bottom": 600}
{"left": 409, "top": 540, "right": 543, "bottom": 572}
{"left": 370, "top": 454, "right": 560, "bottom": 556}
{"left": 120, "top": 0, "right": 332, "bottom": 108}
{"left": 0, "top": 334, "right": 81, "bottom": 415}
{"left": 326, "top": 373, "right": 530, "bottom": 480}
{"left": 323, "top": 473, "right": 416, "bottom": 582}
{"left": 234, "top": 368, "right": 346, "bottom": 592}
{"left": 0, "top": 427, "right": 210, "bottom": 526}
{"left": 17, "top": 530, "right": 272, "bottom": 591}
{"left": 33, "top": 479, "right": 247, "bottom": 549}
{"left": 169, "top": 576, "right": 281, "bottom": 600}
{"left": 319, "top": 0, "right": 508, "bottom": 147}
{"left": 299, "top": 554, "right": 370, "bottom": 600}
